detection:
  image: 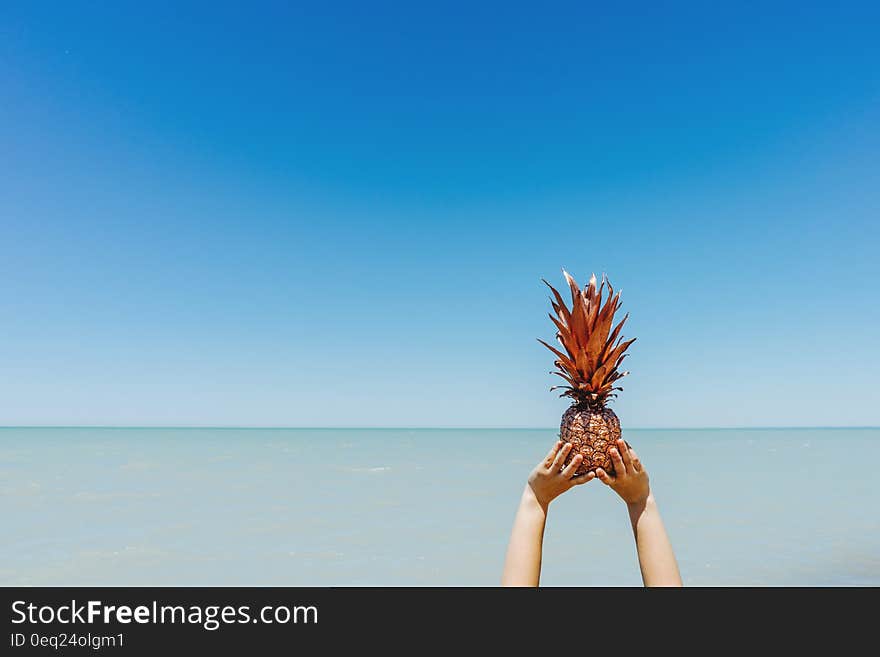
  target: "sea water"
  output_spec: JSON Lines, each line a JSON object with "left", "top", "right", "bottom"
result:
{"left": 2, "top": 427, "right": 878, "bottom": 586}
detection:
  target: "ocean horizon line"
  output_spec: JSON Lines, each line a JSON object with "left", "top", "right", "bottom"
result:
{"left": 1, "top": 425, "right": 877, "bottom": 431}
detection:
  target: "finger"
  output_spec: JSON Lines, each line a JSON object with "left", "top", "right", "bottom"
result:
{"left": 562, "top": 453, "right": 583, "bottom": 478}
{"left": 628, "top": 447, "right": 643, "bottom": 473}
{"left": 595, "top": 467, "right": 614, "bottom": 485}
{"left": 610, "top": 447, "right": 626, "bottom": 476}
{"left": 543, "top": 440, "right": 563, "bottom": 468}
{"left": 570, "top": 470, "right": 595, "bottom": 487}
{"left": 617, "top": 439, "right": 634, "bottom": 471}
{"left": 552, "top": 443, "right": 573, "bottom": 471}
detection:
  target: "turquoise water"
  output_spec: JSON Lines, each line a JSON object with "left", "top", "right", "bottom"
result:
{"left": 2, "top": 427, "right": 878, "bottom": 586}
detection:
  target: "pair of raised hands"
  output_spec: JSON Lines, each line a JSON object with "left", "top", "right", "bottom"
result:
{"left": 528, "top": 438, "right": 650, "bottom": 509}
{"left": 506, "top": 436, "right": 681, "bottom": 587}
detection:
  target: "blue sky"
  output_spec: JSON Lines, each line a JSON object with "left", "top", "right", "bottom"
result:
{"left": 1, "top": 1, "right": 878, "bottom": 427}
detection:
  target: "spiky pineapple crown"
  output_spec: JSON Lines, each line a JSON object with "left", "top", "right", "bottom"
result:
{"left": 538, "top": 270, "right": 636, "bottom": 408}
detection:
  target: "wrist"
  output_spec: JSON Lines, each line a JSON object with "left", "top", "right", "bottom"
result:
{"left": 523, "top": 484, "right": 550, "bottom": 514}
{"left": 626, "top": 492, "right": 654, "bottom": 512}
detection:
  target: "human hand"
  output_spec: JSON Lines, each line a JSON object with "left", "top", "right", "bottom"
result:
{"left": 526, "top": 440, "right": 595, "bottom": 509}
{"left": 595, "top": 438, "right": 650, "bottom": 506}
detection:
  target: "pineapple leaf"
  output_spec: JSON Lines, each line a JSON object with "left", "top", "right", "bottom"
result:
{"left": 539, "top": 270, "right": 636, "bottom": 406}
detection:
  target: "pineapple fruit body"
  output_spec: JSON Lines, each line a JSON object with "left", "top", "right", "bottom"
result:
{"left": 559, "top": 404, "right": 621, "bottom": 475}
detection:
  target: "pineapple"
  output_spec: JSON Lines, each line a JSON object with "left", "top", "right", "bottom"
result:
{"left": 538, "top": 271, "right": 636, "bottom": 476}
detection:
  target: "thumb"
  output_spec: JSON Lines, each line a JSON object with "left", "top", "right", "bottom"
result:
{"left": 595, "top": 468, "right": 614, "bottom": 485}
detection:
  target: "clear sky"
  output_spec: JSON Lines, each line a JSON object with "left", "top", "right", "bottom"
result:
{"left": 2, "top": 2, "right": 878, "bottom": 427}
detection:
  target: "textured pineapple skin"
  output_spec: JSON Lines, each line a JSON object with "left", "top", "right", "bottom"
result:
{"left": 559, "top": 404, "right": 622, "bottom": 476}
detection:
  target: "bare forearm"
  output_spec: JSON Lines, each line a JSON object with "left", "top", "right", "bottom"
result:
{"left": 501, "top": 486, "right": 548, "bottom": 586}
{"left": 627, "top": 495, "right": 682, "bottom": 587}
